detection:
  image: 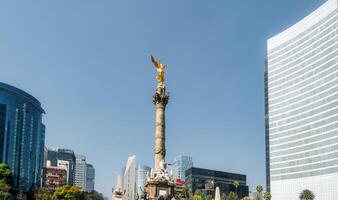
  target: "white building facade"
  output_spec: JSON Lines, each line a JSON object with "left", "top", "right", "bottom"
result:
{"left": 122, "top": 156, "right": 151, "bottom": 200}
{"left": 74, "top": 154, "right": 87, "bottom": 190}
{"left": 123, "top": 155, "right": 137, "bottom": 200}
{"left": 265, "top": 1, "right": 338, "bottom": 200}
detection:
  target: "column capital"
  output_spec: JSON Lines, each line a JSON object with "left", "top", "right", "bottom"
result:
{"left": 153, "top": 86, "right": 169, "bottom": 106}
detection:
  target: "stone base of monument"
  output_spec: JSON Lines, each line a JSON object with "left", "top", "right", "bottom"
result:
{"left": 145, "top": 166, "right": 175, "bottom": 200}
{"left": 112, "top": 192, "right": 123, "bottom": 200}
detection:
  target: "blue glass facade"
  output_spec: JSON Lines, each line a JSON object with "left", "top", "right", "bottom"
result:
{"left": 172, "top": 155, "right": 193, "bottom": 181}
{"left": 0, "top": 82, "right": 45, "bottom": 191}
{"left": 136, "top": 164, "right": 151, "bottom": 198}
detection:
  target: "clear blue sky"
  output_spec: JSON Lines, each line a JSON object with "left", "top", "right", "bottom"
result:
{"left": 0, "top": 0, "right": 326, "bottom": 198}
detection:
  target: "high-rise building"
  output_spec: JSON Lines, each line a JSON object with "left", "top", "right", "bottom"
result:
{"left": 123, "top": 155, "right": 137, "bottom": 200}
{"left": 136, "top": 164, "right": 151, "bottom": 198}
{"left": 44, "top": 147, "right": 95, "bottom": 191}
{"left": 74, "top": 154, "right": 87, "bottom": 190}
{"left": 43, "top": 160, "right": 67, "bottom": 190}
{"left": 86, "top": 163, "right": 95, "bottom": 192}
{"left": 0, "top": 82, "right": 46, "bottom": 191}
{"left": 185, "top": 167, "right": 249, "bottom": 199}
{"left": 172, "top": 155, "right": 193, "bottom": 181}
{"left": 265, "top": 0, "right": 338, "bottom": 199}
{"left": 121, "top": 156, "right": 151, "bottom": 200}
{"left": 45, "top": 147, "right": 76, "bottom": 184}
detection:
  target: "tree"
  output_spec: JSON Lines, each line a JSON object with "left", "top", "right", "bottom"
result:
{"left": 51, "top": 185, "right": 84, "bottom": 200}
{"left": 225, "top": 192, "right": 238, "bottom": 200}
{"left": 0, "top": 163, "right": 14, "bottom": 200}
{"left": 221, "top": 193, "right": 227, "bottom": 200}
{"left": 233, "top": 181, "right": 240, "bottom": 196}
{"left": 299, "top": 189, "right": 315, "bottom": 200}
{"left": 0, "top": 180, "right": 13, "bottom": 200}
{"left": 33, "top": 188, "right": 52, "bottom": 200}
{"left": 242, "top": 197, "right": 252, "bottom": 200}
{"left": 191, "top": 190, "right": 203, "bottom": 200}
{"left": 263, "top": 192, "right": 271, "bottom": 200}
{"left": 205, "top": 195, "right": 213, "bottom": 200}
{"left": 0, "top": 164, "right": 12, "bottom": 184}
{"left": 84, "top": 191, "right": 105, "bottom": 200}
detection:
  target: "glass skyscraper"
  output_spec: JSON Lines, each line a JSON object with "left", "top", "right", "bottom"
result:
{"left": 265, "top": 0, "right": 338, "bottom": 199}
{"left": 86, "top": 163, "right": 95, "bottom": 192}
{"left": 136, "top": 164, "right": 151, "bottom": 198}
{"left": 0, "top": 82, "right": 45, "bottom": 191}
{"left": 172, "top": 155, "right": 193, "bottom": 181}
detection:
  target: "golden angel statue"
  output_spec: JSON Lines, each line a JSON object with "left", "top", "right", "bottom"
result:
{"left": 151, "top": 54, "right": 165, "bottom": 86}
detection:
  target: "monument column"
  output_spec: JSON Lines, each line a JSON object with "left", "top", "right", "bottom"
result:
{"left": 153, "top": 86, "right": 169, "bottom": 170}
{"left": 144, "top": 55, "right": 175, "bottom": 200}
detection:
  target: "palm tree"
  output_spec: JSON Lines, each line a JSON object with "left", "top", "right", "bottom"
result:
{"left": 225, "top": 192, "right": 238, "bottom": 200}
{"left": 263, "top": 192, "right": 271, "bottom": 200}
{"left": 299, "top": 189, "right": 315, "bottom": 200}
{"left": 233, "top": 181, "right": 240, "bottom": 196}
{"left": 192, "top": 190, "right": 204, "bottom": 200}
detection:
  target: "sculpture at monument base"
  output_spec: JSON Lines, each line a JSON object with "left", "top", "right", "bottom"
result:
{"left": 112, "top": 175, "right": 124, "bottom": 200}
{"left": 144, "top": 159, "right": 175, "bottom": 200}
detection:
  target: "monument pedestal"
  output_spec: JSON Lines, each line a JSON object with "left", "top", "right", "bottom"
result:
{"left": 112, "top": 191, "right": 123, "bottom": 200}
{"left": 145, "top": 168, "right": 175, "bottom": 200}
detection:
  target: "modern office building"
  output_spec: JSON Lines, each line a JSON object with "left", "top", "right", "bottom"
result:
{"left": 123, "top": 155, "right": 137, "bottom": 200}
{"left": 45, "top": 147, "right": 76, "bottom": 184}
{"left": 122, "top": 156, "right": 151, "bottom": 200}
{"left": 43, "top": 161, "right": 67, "bottom": 190}
{"left": 172, "top": 155, "right": 193, "bottom": 181}
{"left": 86, "top": 163, "right": 95, "bottom": 192}
{"left": 136, "top": 164, "right": 151, "bottom": 198}
{"left": 74, "top": 154, "right": 87, "bottom": 190}
{"left": 185, "top": 167, "right": 249, "bottom": 198}
{"left": 265, "top": 0, "right": 338, "bottom": 199}
{"left": 0, "top": 82, "right": 46, "bottom": 191}
{"left": 45, "top": 147, "right": 95, "bottom": 191}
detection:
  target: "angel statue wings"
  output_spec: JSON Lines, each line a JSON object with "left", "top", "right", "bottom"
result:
{"left": 151, "top": 54, "right": 165, "bottom": 86}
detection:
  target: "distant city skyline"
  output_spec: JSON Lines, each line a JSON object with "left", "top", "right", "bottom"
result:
{"left": 44, "top": 146, "right": 96, "bottom": 192}
{"left": 0, "top": 0, "right": 328, "bottom": 197}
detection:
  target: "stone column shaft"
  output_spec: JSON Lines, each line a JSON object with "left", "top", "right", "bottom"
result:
{"left": 152, "top": 86, "right": 169, "bottom": 170}
{"left": 155, "top": 104, "right": 165, "bottom": 170}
